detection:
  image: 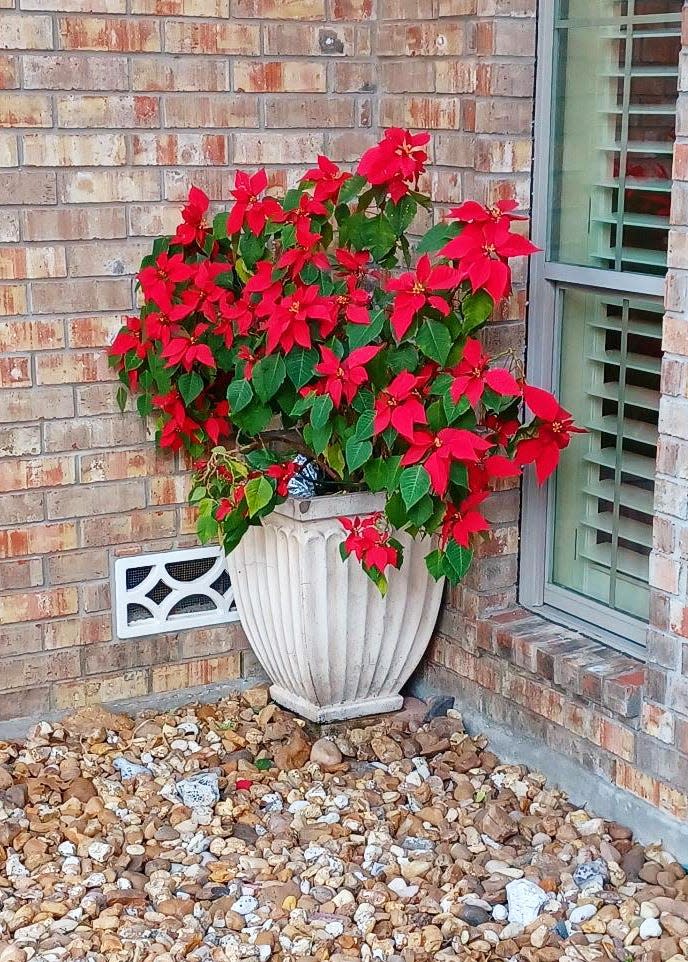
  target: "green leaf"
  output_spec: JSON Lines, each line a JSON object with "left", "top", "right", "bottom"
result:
{"left": 385, "top": 492, "right": 406, "bottom": 528}
{"left": 304, "top": 420, "right": 332, "bottom": 455}
{"left": 325, "top": 442, "right": 345, "bottom": 478}
{"left": 461, "top": 289, "right": 494, "bottom": 333}
{"left": 227, "top": 378, "right": 253, "bottom": 413}
{"left": 116, "top": 385, "right": 128, "bottom": 413}
{"left": 443, "top": 540, "right": 473, "bottom": 582}
{"left": 387, "top": 196, "right": 417, "bottom": 236}
{"left": 255, "top": 758, "right": 273, "bottom": 771}
{"left": 233, "top": 402, "right": 272, "bottom": 436}
{"left": 399, "top": 465, "right": 430, "bottom": 510}
{"left": 239, "top": 232, "right": 265, "bottom": 269}
{"left": 443, "top": 391, "right": 471, "bottom": 424}
{"left": 425, "top": 548, "right": 445, "bottom": 581}
{"left": 417, "top": 221, "right": 462, "bottom": 254}
{"left": 178, "top": 370, "right": 204, "bottom": 406}
{"left": 286, "top": 348, "right": 319, "bottom": 389}
{"left": 152, "top": 235, "right": 171, "bottom": 256}
{"left": 244, "top": 476, "right": 274, "bottom": 518}
{"left": 137, "top": 394, "right": 153, "bottom": 417}
{"left": 197, "top": 513, "right": 218, "bottom": 544}
{"left": 354, "top": 408, "right": 375, "bottom": 441}
{"left": 253, "top": 354, "right": 286, "bottom": 403}
{"left": 407, "top": 493, "right": 434, "bottom": 527}
{"left": 345, "top": 436, "right": 372, "bottom": 473}
{"left": 346, "top": 308, "right": 385, "bottom": 349}
{"left": 311, "top": 394, "right": 333, "bottom": 430}
{"left": 289, "top": 394, "right": 314, "bottom": 418}
{"left": 352, "top": 387, "right": 374, "bottom": 414}
{"left": 364, "top": 456, "right": 401, "bottom": 493}
{"left": 387, "top": 344, "right": 418, "bottom": 375}
{"left": 338, "top": 174, "right": 367, "bottom": 205}
{"left": 213, "top": 211, "right": 228, "bottom": 239}
{"left": 214, "top": 270, "right": 235, "bottom": 290}
{"left": 416, "top": 319, "right": 452, "bottom": 365}
{"left": 360, "top": 215, "right": 397, "bottom": 260}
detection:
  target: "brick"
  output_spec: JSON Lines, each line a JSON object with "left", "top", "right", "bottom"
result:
{"left": 43, "top": 614, "right": 111, "bottom": 649}
{"left": 60, "top": 170, "right": 161, "bottom": 204}
{"left": 80, "top": 448, "right": 170, "bottom": 482}
{"left": 0, "top": 94, "right": 52, "bottom": 127}
{"left": 596, "top": 717, "right": 636, "bottom": 762}
{"left": 0, "top": 425, "right": 41, "bottom": 457}
{"left": 0, "top": 171, "right": 56, "bottom": 205}
{"left": 35, "top": 350, "right": 113, "bottom": 386}
{"left": 264, "top": 24, "right": 354, "bottom": 56}
{"left": 22, "top": 207, "right": 126, "bottom": 242}
{"left": 0, "top": 455, "right": 75, "bottom": 493}
{"left": 164, "top": 21, "right": 259, "bottom": 55}
{"left": 23, "top": 133, "right": 127, "bottom": 166}
{"left": 0, "top": 491, "right": 44, "bottom": 525}
{"left": 179, "top": 623, "right": 247, "bottom": 660}
{"left": 0, "top": 588, "right": 78, "bottom": 626}
{"left": 57, "top": 17, "right": 160, "bottom": 52}
{"left": 75, "top": 382, "right": 125, "bottom": 416}
{"left": 66, "top": 315, "right": 123, "bottom": 348}
{"left": 264, "top": 97, "right": 355, "bottom": 128}
{"left": 132, "top": 56, "right": 228, "bottom": 92}
{"left": 380, "top": 96, "right": 460, "bottom": 129}
{"left": 641, "top": 701, "right": 676, "bottom": 744}
{"left": 132, "top": 133, "right": 227, "bottom": 166}
{"left": 0, "top": 686, "right": 50, "bottom": 722}
{"left": 233, "top": 0, "right": 325, "bottom": 15}
{"left": 0, "top": 354, "right": 30, "bottom": 388}
{"left": 0, "top": 133, "right": 18, "bottom": 166}
{"left": 131, "top": 0, "right": 228, "bottom": 12}
{"left": 0, "top": 522, "right": 77, "bottom": 559}
{"left": 151, "top": 654, "right": 241, "bottom": 692}
{"left": 0, "top": 623, "right": 42, "bottom": 660}
{"left": 380, "top": 0, "right": 432, "bottom": 14}
{"left": 45, "top": 416, "right": 145, "bottom": 453}
{"left": 32, "top": 278, "right": 132, "bottom": 314}
{"left": 0, "top": 55, "right": 20, "bottom": 89}
{"left": 0, "top": 387, "right": 74, "bottom": 423}
{"left": 332, "top": 0, "right": 374, "bottom": 17}
{"left": 47, "top": 548, "right": 108, "bottom": 585}
{"left": 56, "top": 95, "right": 159, "bottom": 128}
{"left": 23, "top": 54, "right": 128, "bottom": 90}
{"left": 378, "top": 22, "right": 463, "bottom": 57}
{"left": 52, "top": 669, "right": 149, "bottom": 709}
{"left": 85, "top": 636, "right": 174, "bottom": 675}
{"left": 66, "top": 240, "right": 149, "bottom": 278}
{"left": 81, "top": 508, "right": 176, "bottom": 547}
{"left": 83, "top": 580, "right": 110, "bottom": 614}
{"left": 233, "top": 132, "right": 324, "bottom": 165}
{"left": 46, "top": 479, "right": 146, "bottom": 519}
{"left": 1, "top": 286, "right": 29, "bottom": 320}
{"left": 128, "top": 204, "right": 181, "bottom": 236}
{"left": 22, "top": 0, "right": 126, "bottom": 9}
{"left": 333, "top": 61, "right": 376, "bottom": 93}
{"left": 0, "top": 318, "right": 65, "bottom": 351}
{"left": 234, "top": 60, "right": 327, "bottom": 93}
{"left": 163, "top": 95, "right": 258, "bottom": 128}
{"left": 0, "top": 246, "right": 66, "bottom": 280}
{"left": 0, "top": 15, "right": 53, "bottom": 50}
{"left": 0, "top": 211, "right": 20, "bottom": 242}
{"left": 0, "top": 557, "right": 43, "bottom": 591}
{"left": 148, "top": 474, "right": 188, "bottom": 505}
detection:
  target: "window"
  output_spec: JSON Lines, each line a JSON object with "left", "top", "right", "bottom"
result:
{"left": 522, "top": 0, "right": 681, "bottom": 652}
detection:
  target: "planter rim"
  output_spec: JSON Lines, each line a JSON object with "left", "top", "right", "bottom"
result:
{"left": 272, "top": 490, "right": 385, "bottom": 522}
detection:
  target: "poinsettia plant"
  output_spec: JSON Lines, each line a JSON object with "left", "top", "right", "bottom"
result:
{"left": 110, "top": 128, "right": 582, "bottom": 594}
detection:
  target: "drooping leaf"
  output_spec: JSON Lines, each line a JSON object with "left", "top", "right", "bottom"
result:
{"left": 213, "top": 212, "right": 229, "bottom": 239}
{"left": 385, "top": 492, "right": 406, "bottom": 528}
{"left": 227, "top": 378, "right": 253, "bottom": 413}
{"left": 116, "top": 385, "right": 128, "bottom": 413}
{"left": 338, "top": 174, "right": 367, "bottom": 205}
{"left": 387, "top": 195, "right": 417, "bottom": 236}
{"left": 443, "top": 540, "right": 473, "bottom": 582}
{"left": 399, "top": 465, "right": 431, "bottom": 509}
{"left": 233, "top": 402, "right": 273, "bottom": 436}
{"left": 253, "top": 354, "right": 286, "bottom": 402}
{"left": 416, "top": 221, "right": 462, "bottom": 253}
{"left": 197, "top": 512, "right": 218, "bottom": 544}
{"left": 461, "top": 289, "right": 494, "bottom": 333}
{"left": 310, "top": 393, "right": 333, "bottom": 430}
{"left": 325, "top": 442, "right": 345, "bottom": 478}
{"left": 178, "top": 370, "right": 204, "bottom": 406}
{"left": 425, "top": 548, "right": 445, "bottom": 581}
{"left": 416, "top": 319, "right": 452, "bottom": 365}
{"left": 407, "top": 493, "right": 434, "bottom": 527}
{"left": 354, "top": 408, "right": 375, "bottom": 441}
{"left": 346, "top": 308, "right": 385, "bottom": 349}
{"left": 244, "top": 476, "right": 274, "bottom": 517}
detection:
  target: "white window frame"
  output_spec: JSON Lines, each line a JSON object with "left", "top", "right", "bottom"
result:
{"left": 520, "top": 0, "right": 673, "bottom": 657}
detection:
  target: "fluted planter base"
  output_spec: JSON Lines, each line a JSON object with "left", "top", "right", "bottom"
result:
{"left": 225, "top": 491, "right": 444, "bottom": 723}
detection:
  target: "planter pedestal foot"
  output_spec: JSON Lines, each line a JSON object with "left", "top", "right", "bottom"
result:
{"left": 269, "top": 684, "right": 403, "bottom": 724}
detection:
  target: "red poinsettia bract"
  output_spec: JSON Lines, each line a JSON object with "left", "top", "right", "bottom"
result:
{"left": 358, "top": 127, "right": 429, "bottom": 202}
{"left": 516, "top": 385, "right": 586, "bottom": 482}
{"left": 450, "top": 337, "right": 521, "bottom": 407}
{"left": 401, "top": 428, "right": 493, "bottom": 496}
{"left": 172, "top": 186, "right": 210, "bottom": 248}
{"left": 441, "top": 217, "right": 539, "bottom": 303}
{"left": 374, "top": 371, "right": 427, "bottom": 440}
{"left": 340, "top": 514, "right": 400, "bottom": 575}
{"left": 386, "top": 254, "right": 460, "bottom": 339}
{"left": 311, "top": 345, "right": 381, "bottom": 408}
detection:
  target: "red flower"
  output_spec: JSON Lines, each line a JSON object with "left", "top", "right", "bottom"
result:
{"left": 154, "top": 389, "right": 202, "bottom": 451}
{"left": 265, "top": 285, "right": 334, "bottom": 355}
{"left": 483, "top": 413, "right": 520, "bottom": 448}
{"left": 138, "top": 252, "right": 194, "bottom": 312}
{"left": 161, "top": 323, "right": 216, "bottom": 372}
{"left": 311, "top": 345, "right": 381, "bottom": 408}
{"left": 515, "top": 385, "right": 585, "bottom": 483}
{"left": 226, "top": 169, "right": 284, "bottom": 237}
{"left": 450, "top": 338, "right": 521, "bottom": 407}
{"left": 448, "top": 199, "right": 527, "bottom": 225}
{"left": 277, "top": 217, "right": 329, "bottom": 277}
{"left": 441, "top": 219, "right": 539, "bottom": 303}
{"left": 110, "top": 315, "right": 149, "bottom": 360}
{"left": 304, "top": 155, "right": 351, "bottom": 203}
{"left": 358, "top": 128, "right": 429, "bottom": 202}
{"left": 335, "top": 276, "right": 371, "bottom": 325}
{"left": 440, "top": 492, "right": 490, "bottom": 549}
{"left": 386, "top": 253, "right": 460, "bottom": 339}
{"left": 173, "top": 186, "right": 210, "bottom": 248}
{"left": 467, "top": 452, "right": 521, "bottom": 493}
{"left": 237, "top": 344, "right": 260, "bottom": 380}
{"left": 202, "top": 400, "right": 231, "bottom": 444}
{"left": 335, "top": 248, "right": 371, "bottom": 278}
{"left": 374, "top": 371, "right": 427, "bottom": 440}
{"left": 401, "top": 427, "right": 492, "bottom": 496}
{"left": 266, "top": 461, "right": 299, "bottom": 496}
{"left": 340, "top": 514, "right": 399, "bottom": 575}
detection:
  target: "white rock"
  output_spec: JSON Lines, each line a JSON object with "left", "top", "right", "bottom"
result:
{"left": 505, "top": 878, "right": 548, "bottom": 927}
{"left": 639, "top": 917, "right": 662, "bottom": 940}
{"left": 176, "top": 772, "right": 220, "bottom": 810}
{"left": 5, "top": 853, "right": 29, "bottom": 878}
{"left": 87, "top": 841, "right": 111, "bottom": 863}
{"left": 387, "top": 877, "right": 419, "bottom": 899}
{"left": 231, "top": 895, "right": 259, "bottom": 916}
{"left": 569, "top": 904, "right": 597, "bottom": 925}
{"left": 492, "top": 905, "right": 508, "bottom": 922}
{"left": 113, "top": 756, "right": 152, "bottom": 780}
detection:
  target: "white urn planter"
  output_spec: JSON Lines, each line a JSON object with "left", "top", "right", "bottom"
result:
{"left": 225, "top": 491, "right": 445, "bottom": 722}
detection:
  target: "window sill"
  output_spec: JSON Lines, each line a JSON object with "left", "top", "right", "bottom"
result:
{"left": 474, "top": 606, "right": 646, "bottom": 720}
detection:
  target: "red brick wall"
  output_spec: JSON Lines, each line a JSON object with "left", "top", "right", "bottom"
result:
{"left": 1, "top": 0, "right": 536, "bottom": 718}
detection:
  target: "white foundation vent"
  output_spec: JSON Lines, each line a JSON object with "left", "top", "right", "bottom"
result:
{"left": 114, "top": 546, "right": 239, "bottom": 639}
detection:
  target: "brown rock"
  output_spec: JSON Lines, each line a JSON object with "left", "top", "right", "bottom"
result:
{"left": 310, "top": 738, "right": 343, "bottom": 770}
{"left": 62, "top": 705, "right": 133, "bottom": 736}
{"left": 272, "top": 727, "right": 311, "bottom": 771}
{"left": 475, "top": 803, "right": 517, "bottom": 842}
{"left": 63, "top": 777, "right": 97, "bottom": 803}
{"left": 371, "top": 736, "right": 403, "bottom": 764}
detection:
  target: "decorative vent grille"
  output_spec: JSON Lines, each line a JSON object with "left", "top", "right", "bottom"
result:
{"left": 114, "top": 547, "right": 239, "bottom": 639}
